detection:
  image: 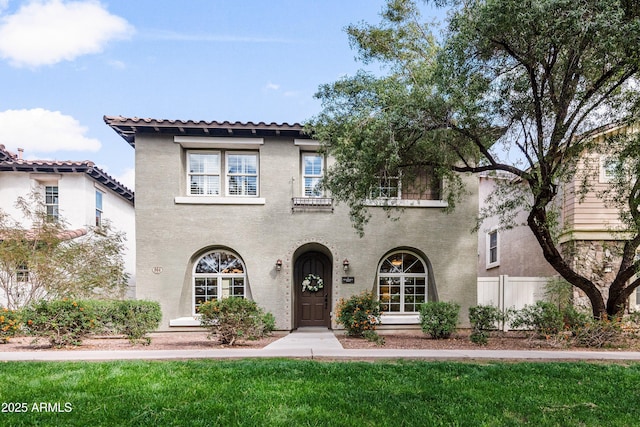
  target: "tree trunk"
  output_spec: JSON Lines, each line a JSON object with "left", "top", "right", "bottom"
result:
{"left": 527, "top": 204, "right": 607, "bottom": 319}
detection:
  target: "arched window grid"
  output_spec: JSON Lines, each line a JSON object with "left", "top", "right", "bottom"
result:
{"left": 377, "top": 251, "right": 428, "bottom": 313}
{"left": 193, "top": 250, "right": 246, "bottom": 314}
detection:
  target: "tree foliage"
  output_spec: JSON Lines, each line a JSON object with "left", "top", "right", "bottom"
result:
{"left": 307, "top": 0, "right": 640, "bottom": 318}
{"left": 0, "top": 190, "right": 129, "bottom": 309}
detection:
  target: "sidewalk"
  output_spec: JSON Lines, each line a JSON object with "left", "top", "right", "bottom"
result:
{"left": 3, "top": 330, "right": 640, "bottom": 362}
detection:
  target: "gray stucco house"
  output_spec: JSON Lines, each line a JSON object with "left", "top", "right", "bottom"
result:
{"left": 105, "top": 116, "right": 478, "bottom": 331}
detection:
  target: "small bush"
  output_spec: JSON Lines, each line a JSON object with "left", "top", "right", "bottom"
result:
{"left": 469, "top": 305, "right": 504, "bottom": 345}
{"left": 335, "top": 291, "right": 382, "bottom": 338}
{"left": 510, "top": 301, "right": 564, "bottom": 338}
{"left": 419, "top": 301, "right": 459, "bottom": 339}
{"left": 23, "top": 299, "right": 96, "bottom": 347}
{"left": 198, "top": 297, "right": 273, "bottom": 345}
{"left": 0, "top": 307, "right": 20, "bottom": 343}
{"left": 110, "top": 300, "right": 162, "bottom": 345}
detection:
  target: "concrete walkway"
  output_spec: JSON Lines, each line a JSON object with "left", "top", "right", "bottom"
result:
{"left": 3, "top": 330, "right": 640, "bottom": 362}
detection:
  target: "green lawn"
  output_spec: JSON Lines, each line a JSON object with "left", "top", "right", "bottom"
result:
{"left": 1, "top": 359, "right": 639, "bottom": 426}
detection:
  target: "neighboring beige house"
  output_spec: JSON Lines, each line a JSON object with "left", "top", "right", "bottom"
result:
{"left": 105, "top": 116, "right": 479, "bottom": 331}
{"left": 0, "top": 144, "right": 136, "bottom": 297}
{"left": 478, "top": 123, "right": 640, "bottom": 309}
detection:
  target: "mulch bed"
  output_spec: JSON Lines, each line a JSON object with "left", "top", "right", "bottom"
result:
{"left": 2, "top": 330, "right": 640, "bottom": 352}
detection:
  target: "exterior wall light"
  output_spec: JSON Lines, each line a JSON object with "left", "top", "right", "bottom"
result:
{"left": 343, "top": 259, "right": 350, "bottom": 272}
{"left": 276, "top": 259, "right": 283, "bottom": 271}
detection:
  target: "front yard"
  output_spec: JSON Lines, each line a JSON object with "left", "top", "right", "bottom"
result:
{"left": 1, "top": 359, "right": 640, "bottom": 426}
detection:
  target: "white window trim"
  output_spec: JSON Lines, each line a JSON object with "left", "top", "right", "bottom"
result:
{"left": 301, "top": 152, "right": 325, "bottom": 198}
{"left": 192, "top": 251, "right": 247, "bottom": 316}
{"left": 364, "top": 199, "right": 448, "bottom": 208}
{"left": 486, "top": 229, "right": 500, "bottom": 269}
{"left": 294, "top": 139, "right": 321, "bottom": 147}
{"left": 95, "top": 189, "right": 104, "bottom": 227}
{"left": 599, "top": 155, "right": 616, "bottom": 183}
{"left": 186, "top": 150, "right": 260, "bottom": 198}
{"left": 187, "top": 150, "right": 221, "bottom": 196}
{"left": 175, "top": 196, "right": 265, "bottom": 205}
{"left": 377, "top": 251, "right": 428, "bottom": 314}
{"left": 175, "top": 136, "right": 264, "bottom": 150}
{"left": 225, "top": 151, "right": 259, "bottom": 197}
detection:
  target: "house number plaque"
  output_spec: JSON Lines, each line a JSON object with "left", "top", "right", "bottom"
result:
{"left": 341, "top": 276, "right": 355, "bottom": 284}
{"left": 152, "top": 267, "right": 163, "bottom": 275}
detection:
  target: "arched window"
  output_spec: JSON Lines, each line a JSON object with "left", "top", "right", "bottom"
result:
{"left": 378, "top": 251, "right": 428, "bottom": 313}
{"left": 193, "top": 250, "right": 245, "bottom": 313}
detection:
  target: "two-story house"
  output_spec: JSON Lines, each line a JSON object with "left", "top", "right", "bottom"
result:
{"left": 477, "top": 123, "right": 640, "bottom": 310}
{"left": 0, "top": 144, "right": 136, "bottom": 296}
{"left": 105, "top": 116, "right": 478, "bottom": 331}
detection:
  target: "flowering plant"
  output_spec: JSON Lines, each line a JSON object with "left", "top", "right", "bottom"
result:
{"left": 302, "top": 274, "right": 324, "bottom": 292}
{"left": 0, "top": 307, "right": 20, "bottom": 343}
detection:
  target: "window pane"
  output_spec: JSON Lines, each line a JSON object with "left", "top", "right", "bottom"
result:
{"left": 304, "top": 177, "right": 322, "bottom": 197}
{"left": 189, "top": 153, "right": 220, "bottom": 174}
{"left": 228, "top": 154, "right": 257, "bottom": 174}
{"left": 95, "top": 191, "right": 103, "bottom": 210}
{"left": 219, "top": 253, "right": 243, "bottom": 273}
{"left": 304, "top": 155, "right": 323, "bottom": 175}
{"left": 196, "top": 253, "right": 219, "bottom": 273}
{"left": 228, "top": 176, "right": 257, "bottom": 196}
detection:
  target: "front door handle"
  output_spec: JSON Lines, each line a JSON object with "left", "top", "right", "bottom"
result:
{"left": 324, "top": 294, "right": 328, "bottom": 309}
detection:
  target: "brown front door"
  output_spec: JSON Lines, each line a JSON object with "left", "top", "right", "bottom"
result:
{"left": 295, "top": 251, "right": 332, "bottom": 328}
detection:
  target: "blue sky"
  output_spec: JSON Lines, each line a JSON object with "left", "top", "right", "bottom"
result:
{"left": 0, "top": 0, "right": 446, "bottom": 190}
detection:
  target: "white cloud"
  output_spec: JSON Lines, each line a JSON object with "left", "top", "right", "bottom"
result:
{"left": 0, "top": 0, "right": 133, "bottom": 68}
{"left": 0, "top": 108, "right": 101, "bottom": 152}
{"left": 115, "top": 167, "right": 135, "bottom": 191}
{"left": 107, "top": 59, "right": 126, "bottom": 70}
{"left": 265, "top": 82, "right": 280, "bottom": 91}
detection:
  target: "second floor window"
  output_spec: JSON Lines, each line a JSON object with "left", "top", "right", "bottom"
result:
{"left": 95, "top": 190, "right": 104, "bottom": 227}
{"left": 303, "top": 153, "right": 324, "bottom": 197}
{"left": 487, "top": 230, "right": 499, "bottom": 267}
{"left": 187, "top": 151, "right": 259, "bottom": 197}
{"left": 189, "top": 152, "right": 221, "bottom": 196}
{"left": 45, "top": 185, "right": 59, "bottom": 220}
{"left": 227, "top": 153, "right": 258, "bottom": 196}
{"left": 371, "top": 167, "right": 441, "bottom": 201}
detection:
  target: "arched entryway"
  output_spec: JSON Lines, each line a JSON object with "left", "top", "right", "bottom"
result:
{"left": 294, "top": 250, "right": 332, "bottom": 328}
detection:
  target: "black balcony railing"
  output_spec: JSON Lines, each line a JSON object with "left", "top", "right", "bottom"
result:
{"left": 291, "top": 197, "right": 334, "bottom": 212}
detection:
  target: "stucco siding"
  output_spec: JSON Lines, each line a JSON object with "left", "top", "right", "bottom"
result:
{"left": 135, "top": 134, "right": 478, "bottom": 330}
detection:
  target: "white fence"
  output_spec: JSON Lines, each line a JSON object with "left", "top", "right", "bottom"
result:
{"left": 477, "top": 275, "right": 552, "bottom": 330}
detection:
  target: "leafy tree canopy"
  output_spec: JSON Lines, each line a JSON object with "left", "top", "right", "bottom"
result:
{"left": 0, "top": 190, "right": 129, "bottom": 310}
{"left": 307, "top": 0, "right": 640, "bottom": 318}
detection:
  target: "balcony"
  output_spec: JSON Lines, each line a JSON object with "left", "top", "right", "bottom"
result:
{"left": 291, "top": 197, "right": 334, "bottom": 213}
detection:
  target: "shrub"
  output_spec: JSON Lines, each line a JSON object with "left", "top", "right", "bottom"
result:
{"left": 419, "top": 301, "right": 459, "bottom": 339}
{"left": 23, "top": 299, "right": 96, "bottom": 347}
{"left": 510, "top": 301, "right": 564, "bottom": 338}
{"left": 468, "top": 305, "right": 503, "bottom": 345}
{"left": 0, "top": 307, "right": 20, "bottom": 343}
{"left": 110, "top": 300, "right": 162, "bottom": 345}
{"left": 198, "top": 297, "right": 273, "bottom": 345}
{"left": 335, "top": 291, "right": 382, "bottom": 338}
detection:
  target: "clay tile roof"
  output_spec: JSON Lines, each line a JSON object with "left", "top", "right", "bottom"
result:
{"left": 0, "top": 158, "right": 134, "bottom": 204}
{"left": 103, "top": 115, "right": 310, "bottom": 147}
{"left": 0, "top": 144, "right": 15, "bottom": 161}
{"left": 3, "top": 227, "right": 88, "bottom": 241}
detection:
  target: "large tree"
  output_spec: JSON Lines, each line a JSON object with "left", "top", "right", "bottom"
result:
{"left": 308, "top": 0, "right": 640, "bottom": 318}
{"left": 0, "top": 190, "right": 129, "bottom": 310}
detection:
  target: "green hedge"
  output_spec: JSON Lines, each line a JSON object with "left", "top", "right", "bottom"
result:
{"left": 22, "top": 299, "right": 162, "bottom": 347}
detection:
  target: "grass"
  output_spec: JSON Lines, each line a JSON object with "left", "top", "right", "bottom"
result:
{"left": 1, "top": 359, "right": 640, "bottom": 426}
